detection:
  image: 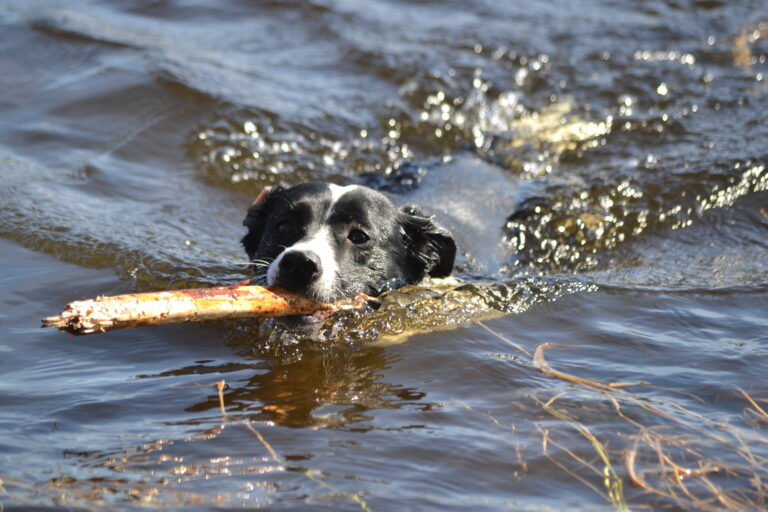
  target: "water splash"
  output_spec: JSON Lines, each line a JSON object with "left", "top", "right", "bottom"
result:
{"left": 503, "top": 159, "right": 768, "bottom": 272}
{"left": 187, "top": 64, "right": 611, "bottom": 191}
{"left": 230, "top": 276, "right": 595, "bottom": 354}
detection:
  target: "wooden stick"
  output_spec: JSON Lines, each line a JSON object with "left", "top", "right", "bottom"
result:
{"left": 42, "top": 284, "right": 335, "bottom": 335}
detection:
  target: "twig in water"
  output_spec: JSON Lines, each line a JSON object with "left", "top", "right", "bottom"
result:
{"left": 215, "top": 380, "right": 227, "bottom": 417}
{"left": 533, "top": 344, "right": 616, "bottom": 392}
{"left": 625, "top": 441, "right": 648, "bottom": 490}
{"left": 477, "top": 322, "right": 531, "bottom": 356}
{"left": 737, "top": 387, "right": 768, "bottom": 422}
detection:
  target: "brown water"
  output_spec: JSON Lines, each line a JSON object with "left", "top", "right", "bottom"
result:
{"left": 1, "top": 1, "right": 768, "bottom": 510}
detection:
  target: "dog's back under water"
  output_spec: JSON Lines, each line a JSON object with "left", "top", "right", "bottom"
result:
{"left": 394, "top": 153, "right": 526, "bottom": 275}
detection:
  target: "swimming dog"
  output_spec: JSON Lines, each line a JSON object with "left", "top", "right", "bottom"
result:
{"left": 242, "top": 182, "right": 456, "bottom": 316}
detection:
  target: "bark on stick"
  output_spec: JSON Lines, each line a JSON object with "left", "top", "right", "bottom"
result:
{"left": 42, "top": 285, "right": 335, "bottom": 335}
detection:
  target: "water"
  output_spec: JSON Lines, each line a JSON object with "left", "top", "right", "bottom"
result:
{"left": 1, "top": 0, "right": 767, "bottom": 510}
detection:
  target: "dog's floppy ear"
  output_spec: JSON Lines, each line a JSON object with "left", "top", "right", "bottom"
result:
{"left": 399, "top": 205, "right": 456, "bottom": 280}
{"left": 241, "top": 185, "right": 283, "bottom": 259}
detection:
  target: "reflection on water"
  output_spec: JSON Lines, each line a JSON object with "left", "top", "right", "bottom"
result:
{"left": 186, "top": 346, "right": 423, "bottom": 429}
{"left": 1, "top": 0, "right": 768, "bottom": 510}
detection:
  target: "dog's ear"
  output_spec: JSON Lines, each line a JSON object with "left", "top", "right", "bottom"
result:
{"left": 399, "top": 205, "right": 456, "bottom": 280}
{"left": 241, "top": 185, "right": 283, "bottom": 259}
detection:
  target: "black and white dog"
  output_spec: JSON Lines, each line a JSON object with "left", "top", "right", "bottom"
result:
{"left": 241, "top": 182, "right": 456, "bottom": 318}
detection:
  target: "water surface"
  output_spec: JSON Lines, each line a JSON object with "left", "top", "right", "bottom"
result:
{"left": 1, "top": 1, "right": 767, "bottom": 510}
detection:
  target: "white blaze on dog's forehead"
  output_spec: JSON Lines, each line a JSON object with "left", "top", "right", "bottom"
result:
{"left": 266, "top": 226, "right": 338, "bottom": 301}
{"left": 327, "top": 184, "right": 359, "bottom": 206}
{"left": 266, "top": 184, "right": 358, "bottom": 300}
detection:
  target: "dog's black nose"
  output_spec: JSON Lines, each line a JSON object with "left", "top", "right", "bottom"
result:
{"left": 276, "top": 250, "right": 321, "bottom": 290}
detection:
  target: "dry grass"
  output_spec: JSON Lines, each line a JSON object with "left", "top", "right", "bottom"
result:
{"left": 475, "top": 323, "right": 768, "bottom": 512}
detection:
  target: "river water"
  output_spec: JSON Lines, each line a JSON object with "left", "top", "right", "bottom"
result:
{"left": 1, "top": 1, "right": 767, "bottom": 510}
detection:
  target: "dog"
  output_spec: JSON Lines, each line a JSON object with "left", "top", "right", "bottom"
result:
{"left": 241, "top": 182, "right": 456, "bottom": 323}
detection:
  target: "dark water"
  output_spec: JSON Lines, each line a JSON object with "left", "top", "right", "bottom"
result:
{"left": 2, "top": 0, "right": 768, "bottom": 510}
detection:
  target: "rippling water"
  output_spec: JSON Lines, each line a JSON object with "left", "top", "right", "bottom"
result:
{"left": 1, "top": 0, "right": 767, "bottom": 510}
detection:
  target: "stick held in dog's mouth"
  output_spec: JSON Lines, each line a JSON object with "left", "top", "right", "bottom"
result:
{"left": 41, "top": 283, "right": 340, "bottom": 336}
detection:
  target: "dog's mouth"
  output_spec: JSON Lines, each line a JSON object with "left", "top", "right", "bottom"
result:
{"left": 275, "top": 289, "right": 379, "bottom": 330}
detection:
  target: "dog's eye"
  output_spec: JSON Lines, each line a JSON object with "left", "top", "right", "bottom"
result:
{"left": 277, "top": 221, "right": 294, "bottom": 235}
{"left": 348, "top": 228, "right": 370, "bottom": 245}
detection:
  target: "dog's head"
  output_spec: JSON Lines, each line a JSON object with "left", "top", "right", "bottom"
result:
{"left": 242, "top": 182, "right": 455, "bottom": 305}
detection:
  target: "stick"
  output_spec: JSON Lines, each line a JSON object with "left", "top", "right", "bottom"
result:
{"left": 42, "top": 284, "right": 335, "bottom": 335}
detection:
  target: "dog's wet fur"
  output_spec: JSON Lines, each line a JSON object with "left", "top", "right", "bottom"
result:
{"left": 242, "top": 182, "right": 456, "bottom": 324}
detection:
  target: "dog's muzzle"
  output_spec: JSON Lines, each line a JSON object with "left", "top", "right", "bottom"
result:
{"left": 273, "top": 250, "right": 321, "bottom": 293}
